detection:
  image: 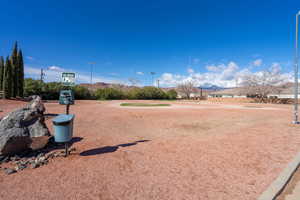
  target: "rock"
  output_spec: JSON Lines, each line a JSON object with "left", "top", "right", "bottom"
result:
{"left": 30, "top": 163, "right": 39, "bottom": 169}
{"left": 15, "top": 164, "right": 27, "bottom": 171}
{"left": 0, "top": 156, "right": 10, "bottom": 164}
{"left": 4, "top": 168, "right": 16, "bottom": 175}
{"left": 0, "top": 96, "right": 50, "bottom": 156}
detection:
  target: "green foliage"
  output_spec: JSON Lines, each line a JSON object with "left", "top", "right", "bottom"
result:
{"left": 73, "top": 85, "right": 93, "bottom": 99}
{"left": 126, "top": 88, "right": 142, "bottom": 99}
{"left": 24, "top": 78, "right": 93, "bottom": 100}
{"left": 24, "top": 78, "right": 43, "bottom": 97}
{"left": 0, "top": 42, "right": 24, "bottom": 98}
{"left": 95, "top": 88, "right": 124, "bottom": 100}
{"left": 127, "top": 86, "right": 167, "bottom": 100}
{"left": 10, "top": 42, "right": 18, "bottom": 97}
{"left": 166, "top": 89, "right": 178, "bottom": 99}
{"left": 17, "top": 50, "right": 24, "bottom": 97}
{"left": 41, "top": 82, "right": 65, "bottom": 100}
{"left": 3, "top": 57, "right": 13, "bottom": 98}
{"left": 23, "top": 79, "right": 175, "bottom": 101}
{"left": 0, "top": 56, "right": 4, "bottom": 90}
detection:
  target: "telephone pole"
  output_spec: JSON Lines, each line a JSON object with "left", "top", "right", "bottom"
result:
{"left": 293, "top": 11, "right": 300, "bottom": 124}
{"left": 150, "top": 72, "right": 156, "bottom": 86}
{"left": 40, "top": 68, "right": 45, "bottom": 82}
{"left": 88, "top": 62, "right": 96, "bottom": 84}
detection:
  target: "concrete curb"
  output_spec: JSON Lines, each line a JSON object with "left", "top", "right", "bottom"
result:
{"left": 258, "top": 151, "right": 300, "bottom": 200}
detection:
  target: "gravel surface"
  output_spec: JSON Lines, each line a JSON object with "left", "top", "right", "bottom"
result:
{"left": 0, "top": 100, "right": 300, "bottom": 200}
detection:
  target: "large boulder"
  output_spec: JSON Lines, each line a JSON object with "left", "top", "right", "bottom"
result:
{"left": 0, "top": 96, "right": 50, "bottom": 155}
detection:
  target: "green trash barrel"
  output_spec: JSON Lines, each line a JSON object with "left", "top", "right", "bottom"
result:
{"left": 52, "top": 114, "right": 75, "bottom": 143}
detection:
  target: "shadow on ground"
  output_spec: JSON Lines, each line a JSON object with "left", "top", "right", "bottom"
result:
{"left": 42, "top": 137, "right": 83, "bottom": 153}
{"left": 44, "top": 113, "right": 59, "bottom": 120}
{"left": 80, "top": 140, "right": 150, "bottom": 156}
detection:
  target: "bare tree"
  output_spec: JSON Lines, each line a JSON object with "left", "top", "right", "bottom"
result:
{"left": 177, "top": 80, "right": 196, "bottom": 99}
{"left": 240, "top": 68, "right": 286, "bottom": 102}
{"left": 128, "top": 78, "right": 141, "bottom": 86}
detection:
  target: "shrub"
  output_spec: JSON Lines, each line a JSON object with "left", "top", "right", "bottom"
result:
{"left": 166, "top": 89, "right": 177, "bottom": 99}
{"left": 24, "top": 78, "right": 43, "bottom": 97}
{"left": 95, "top": 88, "right": 124, "bottom": 100}
{"left": 73, "top": 85, "right": 93, "bottom": 100}
{"left": 126, "top": 88, "right": 141, "bottom": 99}
{"left": 24, "top": 78, "right": 93, "bottom": 100}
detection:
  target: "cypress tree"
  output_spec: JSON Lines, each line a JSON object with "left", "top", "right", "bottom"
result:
{"left": 0, "top": 56, "right": 4, "bottom": 90}
{"left": 11, "top": 42, "right": 18, "bottom": 97}
{"left": 17, "top": 49, "right": 24, "bottom": 97}
{"left": 3, "top": 57, "right": 13, "bottom": 98}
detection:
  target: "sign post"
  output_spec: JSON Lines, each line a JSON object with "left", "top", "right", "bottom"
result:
{"left": 59, "top": 72, "right": 76, "bottom": 156}
{"left": 60, "top": 72, "right": 75, "bottom": 114}
{"left": 62, "top": 72, "right": 75, "bottom": 86}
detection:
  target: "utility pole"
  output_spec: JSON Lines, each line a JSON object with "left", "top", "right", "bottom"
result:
{"left": 200, "top": 87, "right": 203, "bottom": 97}
{"left": 293, "top": 11, "right": 300, "bottom": 124}
{"left": 157, "top": 79, "right": 160, "bottom": 88}
{"left": 150, "top": 72, "right": 156, "bottom": 86}
{"left": 40, "top": 68, "right": 45, "bottom": 83}
{"left": 88, "top": 62, "right": 96, "bottom": 84}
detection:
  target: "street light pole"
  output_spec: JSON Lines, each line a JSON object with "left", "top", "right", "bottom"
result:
{"left": 88, "top": 62, "right": 96, "bottom": 84}
{"left": 150, "top": 72, "right": 156, "bottom": 86}
{"left": 293, "top": 11, "right": 300, "bottom": 124}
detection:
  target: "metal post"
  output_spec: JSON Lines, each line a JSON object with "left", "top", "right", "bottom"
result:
{"left": 90, "top": 64, "right": 93, "bottom": 84}
{"left": 65, "top": 142, "right": 69, "bottom": 157}
{"left": 293, "top": 11, "right": 300, "bottom": 124}
{"left": 89, "top": 62, "right": 96, "bottom": 84}
{"left": 66, "top": 104, "right": 70, "bottom": 115}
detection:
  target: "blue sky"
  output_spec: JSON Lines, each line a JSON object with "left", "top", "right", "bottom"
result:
{"left": 0, "top": 0, "right": 299, "bottom": 87}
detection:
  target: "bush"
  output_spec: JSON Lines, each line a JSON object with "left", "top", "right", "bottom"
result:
{"left": 126, "top": 86, "right": 166, "bottom": 99}
{"left": 95, "top": 88, "right": 124, "bottom": 100}
{"left": 41, "top": 82, "right": 65, "bottom": 100}
{"left": 24, "top": 78, "right": 93, "bottom": 100}
{"left": 126, "top": 88, "right": 141, "bottom": 99}
{"left": 73, "top": 85, "right": 93, "bottom": 100}
{"left": 24, "top": 78, "right": 43, "bottom": 97}
{"left": 24, "top": 78, "right": 176, "bottom": 101}
{"left": 166, "top": 89, "right": 177, "bottom": 99}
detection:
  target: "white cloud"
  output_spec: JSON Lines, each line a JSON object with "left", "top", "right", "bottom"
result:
{"left": 253, "top": 59, "right": 263, "bottom": 67}
{"left": 25, "top": 65, "right": 125, "bottom": 84}
{"left": 206, "top": 64, "right": 226, "bottom": 72}
{"left": 48, "top": 65, "right": 65, "bottom": 72}
{"left": 136, "top": 71, "right": 144, "bottom": 75}
{"left": 159, "top": 61, "right": 292, "bottom": 88}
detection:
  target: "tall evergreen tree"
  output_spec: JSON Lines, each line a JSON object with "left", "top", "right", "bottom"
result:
{"left": 11, "top": 42, "right": 18, "bottom": 97}
{"left": 3, "top": 57, "right": 12, "bottom": 98}
{"left": 17, "top": 49, "right": 24, "bottom": 97}
{"left": 0, "top": 56, "right": 4, "bottom": 90}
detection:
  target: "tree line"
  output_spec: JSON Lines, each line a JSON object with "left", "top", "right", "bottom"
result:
{"left": 24, "top": 78, "right": 178, "bottom": 100}
{"left": 0, "top": 42, "right": 24, "bottom": 98}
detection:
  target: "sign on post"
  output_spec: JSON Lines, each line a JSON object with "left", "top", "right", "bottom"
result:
{"left": 62, "top": 72, "right": 75, "bottom": 86}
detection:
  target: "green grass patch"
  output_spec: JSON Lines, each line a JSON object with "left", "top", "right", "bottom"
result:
{"left": 120, "top": 103, "right": 171, "bottom": 107}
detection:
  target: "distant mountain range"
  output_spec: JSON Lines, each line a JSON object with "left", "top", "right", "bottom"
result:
{"left": 198, "top": 84, "right": 230, "bottom": 91}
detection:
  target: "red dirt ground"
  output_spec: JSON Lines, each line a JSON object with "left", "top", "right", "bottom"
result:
{"left": 0, "top": 100, "right": 300, "bottom": 200}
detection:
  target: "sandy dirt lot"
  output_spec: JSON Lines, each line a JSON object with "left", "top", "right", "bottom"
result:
{"left": 0, "top": 100, "right": 300, "bottom": 200}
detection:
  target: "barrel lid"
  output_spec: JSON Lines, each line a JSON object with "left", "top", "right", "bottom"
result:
{"left": 52, "top": 114, "right": 75, "bottom": 124}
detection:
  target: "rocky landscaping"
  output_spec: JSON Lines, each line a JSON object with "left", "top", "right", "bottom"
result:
{"left": 0, "top": 96, "right": 75, "bottom": 175}
{"left": 0, "top": 143, "right": 76, "bottom": 175}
